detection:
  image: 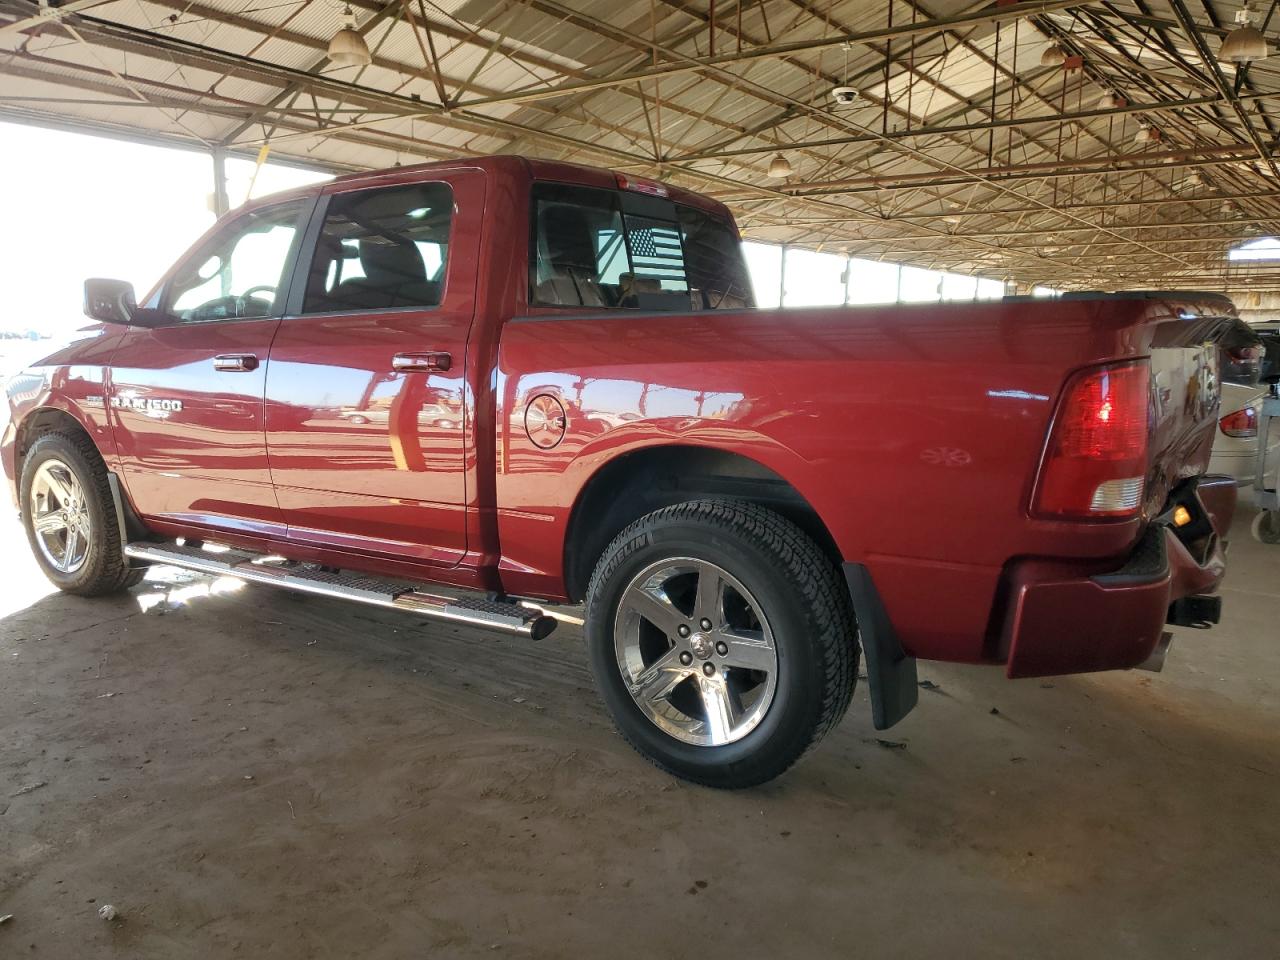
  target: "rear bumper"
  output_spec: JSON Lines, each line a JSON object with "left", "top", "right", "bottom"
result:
{"left": 1004, "top": 475, "right": 1235, "bottom": 678}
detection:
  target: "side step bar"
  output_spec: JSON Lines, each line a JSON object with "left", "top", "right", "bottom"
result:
{"left": 123, "top": 542, "right": 557, "bottom": 640}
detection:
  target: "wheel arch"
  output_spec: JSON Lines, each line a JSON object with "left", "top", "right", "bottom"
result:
{"left": 562, "top": 444, "right": 844, "bottom": 603}
{"left": 13, "top": 406, "right": 100, "bottom": 485}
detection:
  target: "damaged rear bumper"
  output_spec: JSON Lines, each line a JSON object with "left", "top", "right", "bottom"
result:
{"left": 1003, "top": 475, "right": 1235, "bottom": 678}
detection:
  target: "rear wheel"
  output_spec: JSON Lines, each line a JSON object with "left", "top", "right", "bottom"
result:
{"left": 20, "top": 431, "right": 142, "bottom": 596}
{"left": 1253, "top": 509, "right": 1280, "bottom": 545}
{"left": 585, "top": 499, "right": 858, "bottom": 788}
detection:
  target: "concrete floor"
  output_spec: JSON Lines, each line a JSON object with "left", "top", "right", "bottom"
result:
{"left": 1, "top": 507, "right": 1277, "bottom": 959}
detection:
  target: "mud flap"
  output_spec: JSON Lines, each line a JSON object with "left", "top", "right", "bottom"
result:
{"left": 843, "top": 563, "right": 919, "bottom": 730}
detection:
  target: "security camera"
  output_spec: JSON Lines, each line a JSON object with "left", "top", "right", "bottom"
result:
{"left": 830, "top": 86, "right": 859, "bottom": 105}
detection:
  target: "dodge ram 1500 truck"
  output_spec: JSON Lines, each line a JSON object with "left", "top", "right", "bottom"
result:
{"left": 3, "top": 156, "right": 1238, "bottom": 787}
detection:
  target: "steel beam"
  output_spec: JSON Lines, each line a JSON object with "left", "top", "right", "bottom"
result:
{"left": 449, "top": 0, "right": 1094, "bottom": 110}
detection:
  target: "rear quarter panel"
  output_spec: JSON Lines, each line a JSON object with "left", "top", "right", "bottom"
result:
{"left": 495, "top": 298, "right": 1217, "bottom": 661}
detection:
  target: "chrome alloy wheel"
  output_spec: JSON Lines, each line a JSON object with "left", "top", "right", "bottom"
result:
{"left": 613, "top": 558, "right": 779, "bottom": 746}
{"left": 29, "top": 458, "right": 91, "bottom": 574}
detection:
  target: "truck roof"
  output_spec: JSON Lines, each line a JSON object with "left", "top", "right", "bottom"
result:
{"left": 323, "top": 154, "right": 733, "bottom": 221}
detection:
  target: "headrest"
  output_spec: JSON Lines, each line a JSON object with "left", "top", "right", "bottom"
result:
{"left": 542, "top": 205, "right": 597, "bottom": 270}
{"left": 360, "top": 240, "right": 426, "bottom": 285}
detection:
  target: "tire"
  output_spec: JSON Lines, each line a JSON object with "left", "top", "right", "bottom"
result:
{"left": 1253, "top": 509, "right": 1280, "bottom": 545}
{"left": 585, "top": 499, "right": 858, "bottom": 788}
{"left": 19, "top": 430, "right": 142, "bottom": 596}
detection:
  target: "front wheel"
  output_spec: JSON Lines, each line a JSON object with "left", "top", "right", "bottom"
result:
{"left": 19, "top": 431, "right": 142, "bottom": 595}
{"left": 585, "top": 499, "right": 858, "bottom": 788}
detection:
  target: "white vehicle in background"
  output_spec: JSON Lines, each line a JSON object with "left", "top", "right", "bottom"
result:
{"left": 1209, "top": 321, "right": 1279, "bottom": 488}
{"left": 1209, "top": 381, "right": 1275, "bottom": 485}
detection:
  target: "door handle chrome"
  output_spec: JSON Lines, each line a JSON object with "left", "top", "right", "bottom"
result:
{"left": 213, "top": 354, "right": 259, "bottom": 372}
{"left": 393, "top": 351, "right": 452, "bottom": 373}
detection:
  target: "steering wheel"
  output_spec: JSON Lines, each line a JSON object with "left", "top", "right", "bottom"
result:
{"left": 235, "top": 284, "right": 277, "bottom": 317}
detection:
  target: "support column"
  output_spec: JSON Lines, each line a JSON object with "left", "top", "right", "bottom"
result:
{"left": 211, "top": 148, "right": 230, "bottom": 218}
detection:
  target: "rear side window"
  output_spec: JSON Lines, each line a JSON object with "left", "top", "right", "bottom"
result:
{"left": 530, "top": 183, "right": 753, "bottom": 311}
{"left": 302, "top": 182, "right": 452, "bottom": 314}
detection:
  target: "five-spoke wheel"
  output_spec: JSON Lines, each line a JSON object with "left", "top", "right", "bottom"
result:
{"left": 20, "top": 430, "right": 141, "bottom": 595}
{"left": 29, "top": 458, "right": 92, "bottom": 574}
{"left": 615, "top": 558, "right": 778, "bottom": 746}
{"left": 586, "top": 499, "right": 859, "bottom": 788}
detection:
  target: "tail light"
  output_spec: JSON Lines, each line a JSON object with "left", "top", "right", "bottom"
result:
{"left": 1219, "top": 406, "right": 1258, "bottom": 438}
{"left": 1226, "top": 344, "right": 1264, "bottom": 365}
{"left": 1033, "top": 361, "right": 1151, "bottom": 519}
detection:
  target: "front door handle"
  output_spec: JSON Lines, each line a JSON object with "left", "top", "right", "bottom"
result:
{"left": 213, "top": 353, "right": 259, "bottom": 372}
{"left": 393, "top": 351, "right": 452, "bottom": 373}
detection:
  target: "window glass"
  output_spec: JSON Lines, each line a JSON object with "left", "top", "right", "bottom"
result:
{"left": 742, "top": 241, "right": 782, "bottom": 308}
{"left": 165, "top": 200, "right": 305, "bottom": 322}
{"left": 976, "top": 277, "right": 1005, "bottom": 300}
{"left": 625, "top": 214, "right": 688, "bottom": 292}
{"left": 782, "top": 247, "right": 847, "bottom": 307}
{"left": 303, "top": 182, "right": 452, "bottom": 314}
{"left": 941, "top": 272, "right": 978, "bottom": 301}
{"left": 530, "top": 183, "right": 753, "bottom": 311}
{"left": 530, "top": 184, "right": 630, "bottom": 309}
{"left": 677, "top": 207, "right": 753, "bottom": 309}
{"left": 898, "top": 265, "right": 944, "bottom": 303}
{"left": 846, "top": 258, "right": 900, "bottom": 304}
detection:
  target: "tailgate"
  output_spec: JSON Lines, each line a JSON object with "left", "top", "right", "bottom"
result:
{"left": 1142, "top": 299, "right": 1239, "bottom": 516}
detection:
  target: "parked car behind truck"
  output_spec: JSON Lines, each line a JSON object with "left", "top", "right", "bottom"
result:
{"left": 3, "top": 156, "right": 1238, "bottom": 787}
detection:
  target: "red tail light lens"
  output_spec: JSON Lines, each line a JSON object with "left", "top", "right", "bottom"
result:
{"left": 1033, "top": 361, "right": 1150, "bottom": 519}
{"left": 1219, "top": 406, "right": 1258, "bottom": 438}
{"left": 1226, "top": 344, "right": 1264, "bottom": 364}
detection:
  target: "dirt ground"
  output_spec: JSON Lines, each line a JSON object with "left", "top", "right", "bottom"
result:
{"left": 1, "top": 506, "right": 1278, "bottom": 959}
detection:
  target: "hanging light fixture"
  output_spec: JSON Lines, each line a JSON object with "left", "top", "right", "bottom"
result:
{"left": 1097, "top": 90, "right": 1127, "bottom": 110}
{"left": 1134, "top": 123, "right": 1161, "bottom": 143}
{"left": 768, "top": 154, "right": 793, "bottom": 178}
{"left": 1220, "top": 4, "right": 1268, "bottom": 63}
{"left": 328, "top": 5, "right": 371, "bottom": 67}
{"left": 1040, "top": 44, "right": 1067, "bottom": 67}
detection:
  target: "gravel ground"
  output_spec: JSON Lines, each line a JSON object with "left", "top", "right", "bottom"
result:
{"left": 1, "top": 506, "right": 1278, "bottom": 958}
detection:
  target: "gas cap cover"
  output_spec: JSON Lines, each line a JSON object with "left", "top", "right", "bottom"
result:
{"left": 525, "top": 393, "right": 567, "bottom": 449}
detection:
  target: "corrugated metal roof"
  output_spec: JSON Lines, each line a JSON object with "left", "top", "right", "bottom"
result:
{"left": 3, "top": 0, "right": 1280, "bottom": 289}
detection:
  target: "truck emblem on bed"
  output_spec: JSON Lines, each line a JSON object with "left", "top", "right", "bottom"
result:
{"left": 110, "top": 395, "right": 183, "bottom": 414}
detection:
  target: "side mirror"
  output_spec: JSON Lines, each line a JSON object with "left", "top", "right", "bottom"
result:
{"left": 84, "top": 278, "right": 136, "bottom": 325}
{"left": 83, "top": 278, "right": 170, "bottom": 327}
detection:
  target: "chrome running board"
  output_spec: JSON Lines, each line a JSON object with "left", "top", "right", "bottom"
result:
{"left": 123, "top": 542, "right": 556, "bottom": 640}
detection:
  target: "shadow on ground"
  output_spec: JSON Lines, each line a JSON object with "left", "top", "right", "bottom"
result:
{"left": 1, "top": 512, "right": 1278, "bottom": 958}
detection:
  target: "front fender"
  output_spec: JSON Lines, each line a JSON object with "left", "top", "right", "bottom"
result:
{"left": 4, "top": 368, "right": 118, "bottom": 509}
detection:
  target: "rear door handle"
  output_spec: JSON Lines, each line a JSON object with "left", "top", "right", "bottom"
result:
{"left": 393, "top": 351, "right": 452, "bottom": 372}
{"left": 213, "top": 354, "right": 259, "bottom": 372}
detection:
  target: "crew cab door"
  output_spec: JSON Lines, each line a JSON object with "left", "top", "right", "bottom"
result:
{"left": 264, "top": 172, "right": 481, "bottom": 567}
{"left": 109, "top": 198, "right": 311, "bottom": 536}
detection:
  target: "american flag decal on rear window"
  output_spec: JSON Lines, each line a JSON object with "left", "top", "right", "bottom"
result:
{"left": 626, "top": 220, "right": 687, "bottom": 287}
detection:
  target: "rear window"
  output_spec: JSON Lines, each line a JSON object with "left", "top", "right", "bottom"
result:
{"left": 529, "top": 182, "right": 753, "bottom": 311}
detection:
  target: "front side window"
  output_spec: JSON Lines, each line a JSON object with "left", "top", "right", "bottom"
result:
{"left": 165, "top": 199, "right": 306, "bottom": 323}
{"left": 302, "top": 182, "right": 452, "bottom": 314}
{"left": 530, "top": 183, "right": 754, "bottom": 311}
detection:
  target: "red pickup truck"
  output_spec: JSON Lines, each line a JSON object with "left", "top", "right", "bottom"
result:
{"left": 3, "top": 156, "right": 1237, "bottom": 787}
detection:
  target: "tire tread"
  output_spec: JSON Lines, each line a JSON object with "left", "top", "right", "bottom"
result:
{"left": 586, "top": 498, "right": 858, "bottom": 787}
{"left": 21, "top": 430, "right": 137, "bottom": 596}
